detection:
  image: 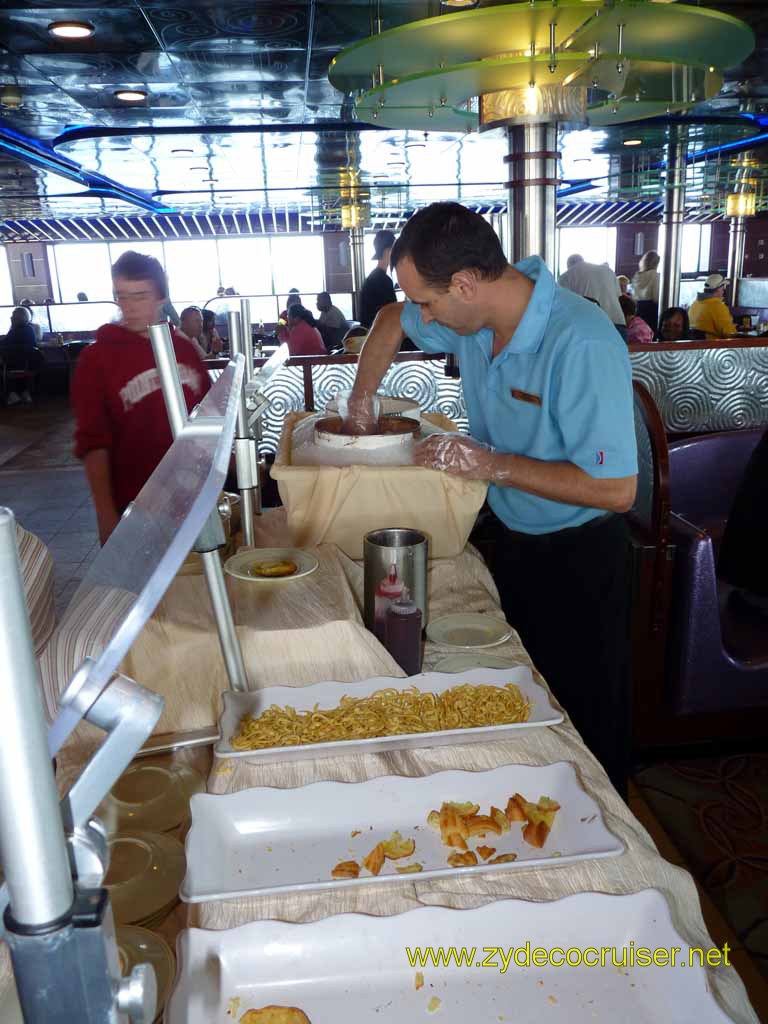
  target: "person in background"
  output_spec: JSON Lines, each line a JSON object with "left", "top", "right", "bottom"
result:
{"left": 77, "top": 291, "right": 89, "bottom": 302}
{"left": 159, "top": 295, "right": 180, "bottom": 327}
{"left": 216, "top": 285, "right": 226, "bottom": 297}
{"left": 277, "top": 288, "right": 304, "bottom": 341}
{"left": 72, "top": 251, "right": 211, "bottom": 545}
{"left": 19, "top": 299, "right": 44, "bottom": 343}
{"left": 689, "top": 274, "right": 737, "bottom": 340}
{"left": 224, "top": 286, "right": 238, "bottom": 296}
{"left": 557, "top": 254, "right": 626, "bottom": 335}
{"left": 657, "top": 306, "right": 690, "bottom": 342}
{"left": 1, "top": 306, "right": 41, "bottom": 405}
{"left": 360, "top": 229, "right": 397, "bottom": 328}
{"left": 201, "top": 309, "right": 223, "bottom": 355}
{"left": 316, "top": 292, "right": 349, "bottom": 351}
{"left": 619, "top": 294, "right": 655, "bottom": 344}
{"left": 348, "top": 202, "right": 637, "bottom": 793}
{"left": 631, "top": 250, "right": 660, "bottom": 329}
{"left": 617, "top": 275, "right": 631, "bottom": 296}
{"left": 285, "top": 305, "right": 327, "bottom": 357}
{"left": 178, "top": 306, "right": 208, "bottom": 360}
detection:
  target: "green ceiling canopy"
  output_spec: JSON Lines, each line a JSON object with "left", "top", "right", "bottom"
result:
{"left": 329, "top": 0, "right": 754, "bottom": 132}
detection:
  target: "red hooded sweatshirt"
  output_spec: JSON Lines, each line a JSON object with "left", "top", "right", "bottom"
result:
{"left": 72, "top": 323, "right": 211, "bottom": 513}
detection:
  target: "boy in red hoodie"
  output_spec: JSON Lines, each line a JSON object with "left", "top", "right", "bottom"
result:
{"left": 72, "top": 251, "right": 211, "bottom": 544}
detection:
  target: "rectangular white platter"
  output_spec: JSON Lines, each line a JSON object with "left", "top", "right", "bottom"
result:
{"left": 214, "top": 666, "right": 563, "bottom": 763}
{"left": 181, "top": 762, "right": 623, "bottom": 903}
{"left": 166, "top": 889, "right": 735, "bottom": 1023}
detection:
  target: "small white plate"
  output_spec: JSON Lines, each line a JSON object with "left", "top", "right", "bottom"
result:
{"left": 434, "top": 652, "right": 518, "bottom": 673}
{"left": 427, "top": 612, "right": 512, "bottom": 649}
{"left": 223, "top": 547, "right": 319, "bottom": 583}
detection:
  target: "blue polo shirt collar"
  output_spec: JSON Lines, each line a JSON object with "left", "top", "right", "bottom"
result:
{"left": 496, "top": 255, "right": 554, "bottom": 360}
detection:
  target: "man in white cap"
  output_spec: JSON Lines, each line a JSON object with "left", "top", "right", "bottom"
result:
{"left": 689, "top": 274, "right": 737, "bottom": 340}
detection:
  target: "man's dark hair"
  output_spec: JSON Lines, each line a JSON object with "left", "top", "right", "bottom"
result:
{"left": 317, "top": 291, "right": 331, "bottom": 303}
{"left": 112, "top": 250, "right": 168, "bottom": 300}
{"left": 390, "top": 202, "right": 507, "bottom": 289}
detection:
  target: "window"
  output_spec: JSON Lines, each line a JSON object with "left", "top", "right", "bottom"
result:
{"left": 656, "top": 224, "right": 712, "bottom": 276}
{"left": 163, "top": 240, "right": 219, "bottom": 308}
{"left": 217, "top": 237, "right": 272, "bottom": 296}
{"left": 51, "top": 243, "right": 113, "bottom": 302}
{"left": 557, "top": 227, "right": 617, "bottom": 275}
{"left": 269, "top": 235, "right": 325, "bottom": 295}
{"left": 0, "top": 247, "right": 13, "bottom": 306}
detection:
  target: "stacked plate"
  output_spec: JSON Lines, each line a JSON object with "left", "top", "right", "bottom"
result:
{"left": 98, "top": 761, "right": 204, "bottom": 835}
{"left": 105, "top": 831, "right": 186, "bottom": 928}
{"left": 117, "top": 926, "right": 176, "bottom": 1023}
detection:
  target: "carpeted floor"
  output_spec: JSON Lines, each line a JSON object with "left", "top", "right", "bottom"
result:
{"left": 636, "top": 753, "right": 768, "bottom": 982}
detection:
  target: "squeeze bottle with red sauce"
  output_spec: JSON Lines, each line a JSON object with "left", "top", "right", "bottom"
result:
{"left": 373, "top": 564, "right": 404, "bottom": 642}
{"left": 385, "top": 593, "right": 423, "bottom": 676}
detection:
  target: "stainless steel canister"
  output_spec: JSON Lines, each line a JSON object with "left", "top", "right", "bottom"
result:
{"left": 364, "top": 528, "right": 428, "bottom": 641}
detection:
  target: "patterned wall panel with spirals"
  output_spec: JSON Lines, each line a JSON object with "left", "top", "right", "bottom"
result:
{"left": 630, "top": 347, "right": 768, "bottom": 434}
{"left": 209, "top": 359, "right": 468, "bottom": 454}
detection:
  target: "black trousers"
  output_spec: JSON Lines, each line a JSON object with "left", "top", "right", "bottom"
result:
{"left": 484, "top": 509, "right": 633, "bottom": 798}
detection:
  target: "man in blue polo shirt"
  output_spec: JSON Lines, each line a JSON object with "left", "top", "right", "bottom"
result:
{"left": 349, "top": 202, "right": 637, "bottom": 793}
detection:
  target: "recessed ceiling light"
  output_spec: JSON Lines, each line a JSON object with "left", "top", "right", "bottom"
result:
{"left": 48, "top": 20, "right": 95, "bottom": 39}
{"left": 623, "top": 138, "right": 642, "bottom": 146}
{"left": 114, "top": 89, "right": 147, "bottom": 103}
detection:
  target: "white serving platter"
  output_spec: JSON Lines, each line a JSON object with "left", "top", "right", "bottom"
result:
{"left": 165, "top": 889, "right": 735, "bottom": 1023}
{"left": 181, "top": 762, "right": 623, "bottom": 903}
{"left": 214, "top": 667, "right": 563, "bottom": 763}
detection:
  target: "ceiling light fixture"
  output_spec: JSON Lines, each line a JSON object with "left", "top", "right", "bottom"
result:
{"left": 440, "top": 0, "right": 479, "bottom": 7}
{"left": 171, "top": 148, "right": 193, "bottom": 155}
{"left": 623, "top": 139, "right": 642, "bottom": 146}
{"left": 114, "top": 89, "right": 147, "bottom": 103}
{"left": 48, "top": 20, "right": 95, "bottom": 39}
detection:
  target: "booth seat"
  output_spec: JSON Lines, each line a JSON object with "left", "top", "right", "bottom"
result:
{"left": 666, "top": 428, "right": 768, "bottom": 716}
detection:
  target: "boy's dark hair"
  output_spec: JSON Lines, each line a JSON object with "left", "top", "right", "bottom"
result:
{"left": 287, "top": 304, "right": 315, "bottom": 326}
{"left": 390, "top": 202, "right": 507, "bottom": 290}
{"left": 111, "top": 251, "right": 168, "bottom": 300}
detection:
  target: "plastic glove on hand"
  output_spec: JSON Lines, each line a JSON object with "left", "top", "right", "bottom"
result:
{"left": 413, "top": 433, "right": 497, "bottom": 480}
{"left": 337, "top": 390, "right": 381, "bottom": 435}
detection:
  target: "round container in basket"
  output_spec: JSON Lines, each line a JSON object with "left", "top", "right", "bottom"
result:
{"left": 314, "top": 415, "right": 418, "bottom": 453}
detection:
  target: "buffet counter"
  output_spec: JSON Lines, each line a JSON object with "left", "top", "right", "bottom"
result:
{"left": 3, "top": 507, "right": 755, "bottom": 1023}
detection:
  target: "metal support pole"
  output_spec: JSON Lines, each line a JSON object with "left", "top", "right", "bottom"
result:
{"left": 505, "top": 123, "right": 559, "bottom": 269}
{"left": 350, "top": 225, "right": 367, "bottom": 321}
{"left": 727, "top": 216, "right": 746, "bottom": 305}
{"left": 241, "top": 298, "right": 263, "bottom": 515}
{"left": 0, "top": 508, "right": 73, "bottom": 927}
{"left": 228, "top": 310, "right": 259, "bottom": 540}
{"left": 149, "top": 322, "right": 249, "bottom": 693}
{"left": 659, "top": 135, "right": 687, "bottom": 314}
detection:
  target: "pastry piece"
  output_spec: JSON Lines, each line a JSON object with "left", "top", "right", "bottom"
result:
{"left": 505, "top": 794, "right": 528, "bottom": 823}
{"left": 331, "top": 860, "right": 360, "bottom": 880}
{"left": 396, "top": 863, "right": 423, "bottom": 874}
{"left": 476, "top": 845, "right": 496, "bottom": 861}
{"left": 382, "top": 831, "right": 416, "bottom": 860}
{"left": 521, "top": 796, "right": 560, "bottom": 848}
{"left": 491, "top": 806, "right": 510, "bottom": 834}
{"left": 447, "top": 850, "right": 478, "bottom": 868}
{"left": 488, "top": 852, "right": 518, "bottom": 865}
{"left": 239, "top": 1008, "right": 311, "bottom": 1023}
{"left": 464, "top": 814, "right": 502, "bottom": 838}
{"left": 249, "top": 559, "right": 298, "bottom": 578}
{"left": 363, "top": 842, "right": 385, "bottom": 876}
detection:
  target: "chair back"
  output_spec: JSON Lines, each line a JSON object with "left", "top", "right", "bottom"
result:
{"left": 629, "top": 380, "right": 670, "bottom": 544}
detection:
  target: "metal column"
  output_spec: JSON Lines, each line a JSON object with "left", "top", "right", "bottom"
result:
{"left": 659, "top": 135, "right": 687, "bottom": 314}
{"left": 505, "top": 124, "right": 559, "bottom": 269}
{"left": 350, "top": 225, "right": 367, "bottom": 322}
{"left": 149, "top": 323, "right": 249, "bottom": 693}
{"left": 240, "top": 297, "right": 263, "bottom": 516}
{"left": 727, "top": 216, "right": 746, "bottom": 303}
{"left": 0, "top": 508, "right": 73, "bottom": 928}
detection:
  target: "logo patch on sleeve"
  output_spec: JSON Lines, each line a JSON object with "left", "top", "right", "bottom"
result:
{"left": 595, "top": 450, "right": 605, "bottom": 466}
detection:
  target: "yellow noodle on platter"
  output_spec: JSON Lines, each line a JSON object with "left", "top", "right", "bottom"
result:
{"left": 230, "top": 683, "right": 532, "bottom": 751}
